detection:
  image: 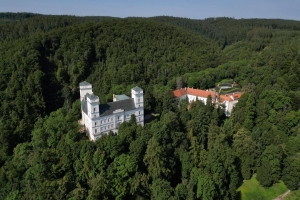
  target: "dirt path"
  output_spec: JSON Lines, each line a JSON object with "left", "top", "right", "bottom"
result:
{"left": 273, "top": 190, "right": 290, "bottom": 200}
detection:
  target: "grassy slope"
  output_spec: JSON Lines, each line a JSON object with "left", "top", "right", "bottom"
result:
{"left": 237, "top": 175, "right": 288, "bottom": 200}
{"left": 285, "top": 189, "right": 300, "bottom": 200}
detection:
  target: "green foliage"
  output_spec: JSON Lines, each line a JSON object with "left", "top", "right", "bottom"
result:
{"left": 143, "top": 137, "right": 171, "bottom": 179}
{"left": 151, "top": 178, "right": 175, "bottom": 200}
{"left": 1, "top": 14, "right": 300, "bottom": 199}
{"left": 257, "top": 145, "right": 284, "bottom": 187}
{"left": 233, "top": 128, "right": 258, "bottom": 180}
{"left": 282, "top": 153, "right": 300, "bottom": 190}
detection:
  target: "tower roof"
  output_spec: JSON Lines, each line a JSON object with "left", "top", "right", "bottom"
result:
{"left": 86, "top": 93, "right": 98, "bottom": 100}
{"left": 114, "top": 94, "right": 130, "bottom": 101}
{"left": 79, "top": 81, "right": 91, "bottom": 86}
{"left": 132, "top": 86, "right": 143, "bottom": 92}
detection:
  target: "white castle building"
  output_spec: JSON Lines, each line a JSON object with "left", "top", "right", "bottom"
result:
{"left": 79, "top": 81, "right": 144, "bottom": 141}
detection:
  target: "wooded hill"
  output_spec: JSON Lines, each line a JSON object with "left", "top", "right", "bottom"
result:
{"left": 0, "top": 13, "right": 300, "bottom": 199}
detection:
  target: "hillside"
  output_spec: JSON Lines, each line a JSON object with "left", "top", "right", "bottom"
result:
{"left": 0, "top": 16, "right": 224, "bottom": 160}
{"left": 0, "top": 13, "right": 300, "bottom": 199}
{"left": 151, "top": 16, "right": 300, "bottom": 48}
{"left": 0, "top": 13, "right": 116, "bottom": 42}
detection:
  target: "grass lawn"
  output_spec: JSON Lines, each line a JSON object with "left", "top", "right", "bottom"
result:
{"left": 285, "top": 188, "right": 300, "bottom": 200}
{"left": 217, "top": 79, "right": 233, "bottom": 85}
{"left": 219, "top": 87, "right": 241, "bottom": 94}
{"left": 237, "top": 174, "right": 288, "bottom": 200}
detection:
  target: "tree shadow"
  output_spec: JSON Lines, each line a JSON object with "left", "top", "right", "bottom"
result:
{"left": 236, "top": 190, "right": 242, "bottom": 200}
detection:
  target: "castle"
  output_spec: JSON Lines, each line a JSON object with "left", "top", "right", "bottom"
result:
{"left": 79, "top": 81, "right": 144, "bottom": 141}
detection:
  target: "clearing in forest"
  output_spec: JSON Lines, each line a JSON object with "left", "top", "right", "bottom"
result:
{"left": 237, "top": 174, "right": 288, "bottom": 200}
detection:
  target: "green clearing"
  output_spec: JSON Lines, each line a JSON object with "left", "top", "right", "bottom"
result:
{"left": 285, "top": 189, "right": 300, "bottom": 200}
{"left": 215, "top": 86, "right": 240, "bottom": 94}
{"left": 219, "top": 87, "right": 241, "bottom": 94}
{"left": 217, "top": 79, "right": 234, "bottom": 85}
{"left": 237, "top": 175, "right": 288, "bottom": 200}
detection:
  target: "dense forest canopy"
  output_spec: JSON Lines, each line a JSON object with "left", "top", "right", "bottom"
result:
{"left": 0, "top": 13, "right": 300, "bottom": 199}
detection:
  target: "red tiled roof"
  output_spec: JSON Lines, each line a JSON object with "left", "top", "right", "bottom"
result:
{"left": 173, "top": 88, "right": 243, "bottom": 102}
{"left": 173, "top": 88, "right": 216, "bottom": 98}
{"left": 220, "top": 95, "right": 233, "bottom": 102}
{"left": 173, "top": 88, "right": 187, "bottom": 97}
{"left": 220, "top": 92, "right": 243, "bottom": 102}
{"left": 187, "top": 88, "right": 216, "bottom": 98}
{"left": 232, "top": 93, "right": 242, "bottom": 100}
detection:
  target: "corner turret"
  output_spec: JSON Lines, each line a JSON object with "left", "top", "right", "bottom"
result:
{"left": 79, "top": 81, "right": 93, "bottom": 102}
{"left": 131, "top": 86, "right": 143, "bottom": 108}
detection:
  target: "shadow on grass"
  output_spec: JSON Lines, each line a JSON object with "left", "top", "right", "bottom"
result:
{"left": 236, "top": 191, "right": 242, "bottom": 200}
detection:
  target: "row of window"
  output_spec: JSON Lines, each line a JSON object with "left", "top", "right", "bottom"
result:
{"left": 126, "top": 111, "right": 143, "bottom": 118}
{"left": 95, "top": 124, "right": 114, "bottom": 133}
{"left": 94, "top": 111, "right": 144, "bottom": 126}
{"left": 94, "top": 117, "right": 114, "bottom": 126}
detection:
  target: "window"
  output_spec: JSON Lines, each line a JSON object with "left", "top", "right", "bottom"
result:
{"left": 94, "top": 108, "right": 96, "bottom": 112}
{"left": 101, "top": 127, "right": 103, "bottom": 131}
{"left": 95, "top": 122, "right": 97, "bottom": 126}
{"left": 95, "top": 129, "right": 97, "bottom": 133}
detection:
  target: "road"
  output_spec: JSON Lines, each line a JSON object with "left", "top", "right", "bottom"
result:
{"left": 273, "top": 190, "right": 290, "bottom": 200}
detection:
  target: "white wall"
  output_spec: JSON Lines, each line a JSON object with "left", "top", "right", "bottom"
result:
{"left": 132, "top": 89, "right": 144, "bottom": 108}
{"left": 79, "top": 86, "right": 92, "bottom": 101}
{"left": 187, "top": 94, "right": 207, "bottom": 105}
{"left": 125, "top": 107, "right": 144, "bottom": 125}
{"left": 224, "top": 100, "right": 238, "bottom": 116}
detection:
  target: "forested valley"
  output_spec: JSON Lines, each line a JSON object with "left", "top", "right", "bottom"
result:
{"left": 0, "top": 13, "right": 300, "bottom": 199}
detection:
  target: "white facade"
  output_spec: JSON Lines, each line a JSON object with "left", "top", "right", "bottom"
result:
{"left": 219, "top": 95, "right": 240, "bottom": 117}
{"left": 186, "top": 94, "right": 209, "bottom": 105}
{"left": 79, "top": 81, "right": 144, "bottom": 141}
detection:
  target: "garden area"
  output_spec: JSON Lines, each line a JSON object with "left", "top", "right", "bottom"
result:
{"left": 215, "top": 79, "right": 241, "bottom": 94}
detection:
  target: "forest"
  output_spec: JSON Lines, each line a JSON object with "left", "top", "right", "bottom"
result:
{"left": 0, "top": 13, "right": 300, "bottom": 199}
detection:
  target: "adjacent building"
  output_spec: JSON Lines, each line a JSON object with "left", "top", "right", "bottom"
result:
{"left": 219, "top": 92, "right": 242, "bottom": 116}
{"left": 173, "top": 87, "right": 242, "bottom": 116}
{"left": 173, "top": 87, "right": 217, "bottom": 105}
{"left": 79, "top": 81, "right": 144, "bottom": 141}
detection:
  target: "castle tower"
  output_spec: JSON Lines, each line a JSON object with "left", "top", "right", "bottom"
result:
{"left": 131, "top": 86, "right": 143, "bottom": 108}
{"left": 79, "top": 81, "right": 93, "bottom": 101}
{"left": 86, "top": 93, "right": 100, "bottom": 119}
